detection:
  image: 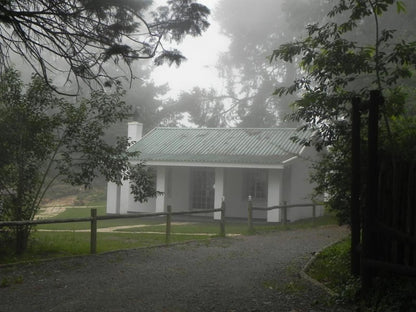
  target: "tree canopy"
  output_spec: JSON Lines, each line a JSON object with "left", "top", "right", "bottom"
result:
{"left": 271, "top": 0, "right": 416, "bottom": 223}
{"left": 0, "top": 68, "right": 160, "bottom": 253}
{"left": 0, "top": 0, "right": 210, "bottom": 93}
{"left": 171, "top": 0, "right": 330, "bottom": 128}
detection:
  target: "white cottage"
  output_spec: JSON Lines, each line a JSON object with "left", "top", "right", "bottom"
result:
{"left": 106, "top": 122, "right": 323, "bottom": 222}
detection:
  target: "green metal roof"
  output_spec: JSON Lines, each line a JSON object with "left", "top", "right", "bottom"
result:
{"left": 128, "top": 127, "right": 311, "bottom": 165}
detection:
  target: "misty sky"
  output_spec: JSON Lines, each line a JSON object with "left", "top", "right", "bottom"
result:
{"left": 151, "top": 0, "right": 230, "bottom": 98}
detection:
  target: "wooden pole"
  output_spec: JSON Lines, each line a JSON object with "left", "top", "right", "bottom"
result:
{"left": 282, "top": 201, "right": 287, "bottom": 225}
{"left": 90, "top": 208, "right": 97, "bottom": 254}
{"left": 312, "top": 203, "right": 316, "bottom": 224}
{"left": 248, "top": 195, "right": 253, "bottom": 233}
{"left": 362, "top": 90, "right": 382, "bottom": 290}
{"left": 351, "top": 97, "right": 361, "bottom": 276}
{"left": 166, "top": 205, "right": 172, "bottom": 245}
{"left": 220, "top": 199, "right": 226, "bottom": 237}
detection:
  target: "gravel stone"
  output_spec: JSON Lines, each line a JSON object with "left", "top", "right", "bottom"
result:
{"left": 0, "top": 226, "right": 351, "bottom": 312}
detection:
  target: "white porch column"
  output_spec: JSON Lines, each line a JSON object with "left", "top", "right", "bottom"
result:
{"left": 155, "top": 167, "right": 166, "bottom": 213}
{"left": 214, "top": 167, "right": 224, "bottom": 220}
{"left": 119, "top": 180, "right": 131, "bottom": 214}
{"left": 267, "top": 169, "right": 283, "bottom": 222}
{"left": 106, "top": 182, "right": 121, "bottom": 214}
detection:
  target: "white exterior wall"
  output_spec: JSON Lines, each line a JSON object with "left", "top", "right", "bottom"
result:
{"left": 284, "top": 147, "right": 324, "bottom": 221}
{"left": 106, "top": 182, "right": 120, "bottom": 214}
{"left": 214, "top": 167, "right": 224, "bottom": 220}
{"left": 155, "top": 167, "right": 166, "bottom": 213}
{"left": 119, "top": 179, "right": 132, "bottom": 214}
{"left": 168, "top": 167, "right": 190, "bottom": 212}
{"left": 267, "top": 169, "right": 283, "bottom": 222}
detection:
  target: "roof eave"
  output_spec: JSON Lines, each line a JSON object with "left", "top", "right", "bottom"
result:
{"left": 130, "top": 160, "right": 284, "bottom": 169}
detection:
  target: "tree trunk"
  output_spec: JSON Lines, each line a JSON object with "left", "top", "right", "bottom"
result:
{"left": 15, "top": 225, "right": 30, "bottom": 254}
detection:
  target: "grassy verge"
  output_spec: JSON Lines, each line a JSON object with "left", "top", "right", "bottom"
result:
{"left": 0, "top": 230, "right": 211, "bottom": 265}
{"left": 1, "top": 207, "right": 338, "bottom": 265}
{"left": 306, "top": 237, "right": 360, "bottom": 304}
{"left": 306, "top": 237, "right": 416, "bottom": 311}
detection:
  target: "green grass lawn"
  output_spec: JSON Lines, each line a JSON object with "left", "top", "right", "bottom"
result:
{"left": 306, "top": 237, "right": 353, "bottom": 291}
{"left": 1, "top": 205, "right": 338, "bottom": 265}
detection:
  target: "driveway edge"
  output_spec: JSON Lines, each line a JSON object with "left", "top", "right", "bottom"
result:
{"left": 300, "top": 241, "right": 340, "bottom": 297}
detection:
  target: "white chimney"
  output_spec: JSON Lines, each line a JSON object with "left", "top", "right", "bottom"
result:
{"left": 128, "top": 121, "right": 143, "bottom": 145}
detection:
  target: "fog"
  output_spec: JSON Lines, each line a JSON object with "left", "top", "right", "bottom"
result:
{"left": 7, "top": 0, "right": 416, "bottom": 133}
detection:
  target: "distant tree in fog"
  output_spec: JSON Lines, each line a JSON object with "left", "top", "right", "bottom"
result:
{"left": 174, "top": 0, "right": 329, "bottom": 128}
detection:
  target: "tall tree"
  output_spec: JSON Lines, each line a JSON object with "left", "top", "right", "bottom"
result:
{"left": 0, "top": 0, "right": 210, "bottom": 94}
{"left": 172, "top": 0, "right": 330, "bottom": 128}
{"left": 214, "top": 0, "right": 329, "bottom": 127}
{"left": 0, "top": 68, "right": 159, "bottom": 254}
{"left": 271, "top": 0, "right": 416, "bottom": 223}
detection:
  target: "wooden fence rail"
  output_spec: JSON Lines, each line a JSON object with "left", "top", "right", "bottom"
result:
{"left": 0, "top": 204, "right": 226, "bottom": 254}
{"left": 247, "top": 197, "right": 320, "bottom": 231}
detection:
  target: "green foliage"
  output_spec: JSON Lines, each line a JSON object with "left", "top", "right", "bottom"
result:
{"left": 306, "top": 238, "right": 360, "bottom": 304}
{"left": 0, "top": 68, "right": 158, "bottom": 254}
{"left": 272, "top": 0, "right": 416, "bottom": 224}
{"left": 129, "top": 166, "right": 162, "bottom": 203}
{"left": 381, "top": 115, "right": 416, "bottom": 161}
{"left": 307, "top": 238, "right": 351, "bottom": 289}
{"left": 361, "top": 277, "right": 416, "bottom": 312}
{"left": 308, "top": 238, "right": 416, "bottom": 311}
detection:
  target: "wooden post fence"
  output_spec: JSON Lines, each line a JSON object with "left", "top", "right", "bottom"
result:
{"left": 281, "top": 201, "right": 287, "bottom": 225}
{"left": 90, "top": 208, "right": 97, "bottom": 254}
{"left": 220, "top": 199, "right": 226, "bottom": 237}
{"left": 247, "top": 196, "right": 253, "bottom": 232}
{"left": 362, "top": 90, "right": 381, "bottom": 290}
{"left": 166, "top": 205, "right": 172, "bottom": 245}
{"left": 312, "top": 203, "right": 316, "bottom": 224}
{"left": 0, "top": 205, "right": 227, "bottom": 255}
{"left": 247, "top": 200, "right": 320, "bottom": 231}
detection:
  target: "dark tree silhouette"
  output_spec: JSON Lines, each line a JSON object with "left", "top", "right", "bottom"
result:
{"left": 0, "top": 0, "right": 210, "bottom": 93}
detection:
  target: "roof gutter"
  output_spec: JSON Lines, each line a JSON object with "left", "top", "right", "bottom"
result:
{"left": 131, "top": 160, "right": 284, "bottom": 170}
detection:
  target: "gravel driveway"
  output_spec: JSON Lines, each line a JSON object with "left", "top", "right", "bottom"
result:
{"left": 0, "top": 225, "right": 349, "bottom": 312}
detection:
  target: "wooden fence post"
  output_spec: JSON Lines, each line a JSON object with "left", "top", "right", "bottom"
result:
{"left": 90, "top": 208, "right": 97, "bottom": 254}
{"left": 220, "top": 199, "right": 226, "bottom": 237}
{"left": 312, "top": 203, "right": 316, "bottom": 223}
{"left": 362, "top": 90, "right": 382, "bottom": 290}
{"left": 166, "top": 205, "right": 172, "bottom": 245}
{"left": 282, "top": 201, "right": 287, "bottom": 225}
{"left": 248, "top": 195, "right": 253, "bottom": 232}
{"left": 351, "top": 96, "right": 362, "bottom": 276}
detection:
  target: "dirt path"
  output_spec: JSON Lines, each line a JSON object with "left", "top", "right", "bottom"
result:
{"left": 37, "top": 196, "right": 102, "bottom": 219}
{"left": 0, "top": 225, "right": 350, "bottom": 312}
{"left": 36, "top": 196, "right": 78, "bottom": 219}
{"left": 37, "top": 222, "right": 220, "bottom": 236}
